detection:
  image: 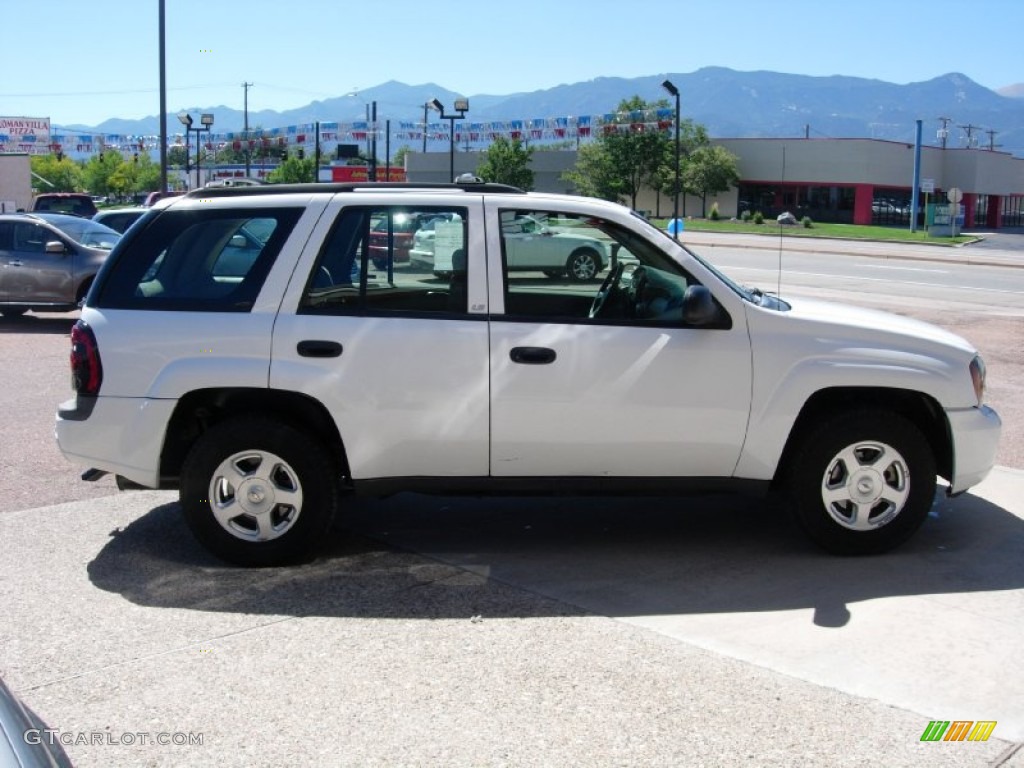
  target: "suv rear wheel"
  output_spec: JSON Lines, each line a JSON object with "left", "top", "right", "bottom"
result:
{"left": 180, "top": 416, "right": 339, "bottom": 566}
{"left": 787, "top": 410, "right": 935, "bottom": 555}
{"left": 566, "top": 248, "right": 601, "bottom": 281}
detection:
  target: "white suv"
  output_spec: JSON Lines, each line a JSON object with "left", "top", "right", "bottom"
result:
{"left": 55, "top": 181, "right": 1001, "bottom": 566}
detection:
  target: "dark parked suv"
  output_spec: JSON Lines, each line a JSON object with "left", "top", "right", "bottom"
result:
{"left": 30, "top": 193, "right": 98, "bottom": 218}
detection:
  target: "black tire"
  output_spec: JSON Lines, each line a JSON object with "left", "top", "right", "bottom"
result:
{"left": 787, "top": 410, "right": 936, "bottom": 555}
{"left": 180, "top": 416, "right": 339, "bottom": 566}
{"left": 565, "top": 249, "right": 601, "bottom": 282}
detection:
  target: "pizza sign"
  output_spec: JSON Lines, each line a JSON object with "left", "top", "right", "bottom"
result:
{"left": 0, "top": 116, "right": 51, "bottom": 154}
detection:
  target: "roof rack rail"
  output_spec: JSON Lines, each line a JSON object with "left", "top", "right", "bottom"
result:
{"left": 186, "top": 181, "right": 527, "bottom": 198}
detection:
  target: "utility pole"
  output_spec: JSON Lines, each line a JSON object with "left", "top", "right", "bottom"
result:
{"left": 984, "top": 129, "right": 1000, "bottom": 151}
{"left": 937, "top": 116, "right": 952, "bottom": 149}
{"left": 958, "top": 123, "right": 980, "bottom": 148}
{"left": 242, "top": 82, "right": 253, "bottom": 177}
{"left": 158, "top": 0, "right": 167, "bottom": 192}
{"left": 422, "top": 102, "right": 429, "bottom": 153}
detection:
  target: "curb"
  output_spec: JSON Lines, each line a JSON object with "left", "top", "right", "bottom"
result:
{"left": 678, "top": 232, "right": 1024, "bottom": 270}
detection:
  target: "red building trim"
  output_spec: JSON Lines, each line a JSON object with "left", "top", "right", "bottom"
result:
{"left": 854, "top": 184, "right": 873, "bottom": 225}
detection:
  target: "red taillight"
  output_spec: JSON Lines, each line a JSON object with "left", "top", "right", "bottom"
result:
{"left": 70, "top": 320, "right": 103, "bottom": 395}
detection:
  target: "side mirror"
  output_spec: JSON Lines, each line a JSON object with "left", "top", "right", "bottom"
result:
{"left": 682, "top": 284, "right": 721, "bottom": 326}
{"left": 45, "top": 241, "right": 66, "bottom": 255}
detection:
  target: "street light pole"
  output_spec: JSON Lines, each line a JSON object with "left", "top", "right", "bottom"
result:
{"left": 195, "top": 113, "right": 214, "bottom": 188}
{"left": 430, "top": 98, "right": 469, "bottom": 182}
{"left": 176, "top": 111, "right": 192, "bottom": 189}
{"left": 662, "top": 79, "right": 681, "bottom": 240}
{"left": 369, "top": 100, "right": 377, "bottom": 181}
{"left": 177, "top": 112, "right": 214, "bottom": 189}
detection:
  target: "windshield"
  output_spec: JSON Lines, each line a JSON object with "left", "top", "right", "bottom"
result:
{"left": 635, "top": 212, "right": 766, "bottom": 304}
{"left": 51, "top": 218, "right": 122, "bottom": 249}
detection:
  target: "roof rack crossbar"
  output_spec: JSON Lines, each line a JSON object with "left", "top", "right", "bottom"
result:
{"left": 186, "top": 181, "right": 526, "bottom": 198}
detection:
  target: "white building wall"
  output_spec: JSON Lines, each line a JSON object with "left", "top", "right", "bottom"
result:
{"left": 0, "top": 154, "right": 32, "bottom": 211}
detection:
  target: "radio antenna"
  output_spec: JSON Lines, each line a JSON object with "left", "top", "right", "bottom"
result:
{"left": 777, "top": 145, "right": 786, "bottom": 297}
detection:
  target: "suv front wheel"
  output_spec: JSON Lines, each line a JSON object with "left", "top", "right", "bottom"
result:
{"left": 180, "top": 416, "right": 339, "bottom": 566}
{"left": 787, "top": 410, "right": 936, "bottom": 555}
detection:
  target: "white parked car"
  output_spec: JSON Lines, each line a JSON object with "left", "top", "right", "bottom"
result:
{"left": 55, "top": 181, "right": 1001, "bottom": 566}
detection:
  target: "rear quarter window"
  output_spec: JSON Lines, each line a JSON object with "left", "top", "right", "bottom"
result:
{"left": 91, "top": 207, "right": 303, "bottom": 312}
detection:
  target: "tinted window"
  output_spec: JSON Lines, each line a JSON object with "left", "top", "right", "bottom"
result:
{"left": 300, "top": 206, "right": 469, "bottom": 316}
{"left": 93, "top": 208, "right": 302, "bottom": 312}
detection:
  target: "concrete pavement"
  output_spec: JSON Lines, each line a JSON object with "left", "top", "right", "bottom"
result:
{"left": 1, "top": 467, "right": 1022, "bottom": 766}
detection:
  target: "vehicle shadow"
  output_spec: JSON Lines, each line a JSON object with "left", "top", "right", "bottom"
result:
{"left": 0, "top": 313, "right": 77, "bottom": 335}
{"left": 88, "top": 488, "right": 1024, "bottom": 627}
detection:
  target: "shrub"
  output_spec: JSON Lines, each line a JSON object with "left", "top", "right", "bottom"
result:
{"left": 709, "top": 201, "right": 720, "bottom": 221}
{"left": 753, "top": 211, "right": 764, "bottom": 225}
{"left": 802, "top": 216, "right": 814, "bottom": 228}
{"left": 740, "top": 210, "right": 752, "bottom": 222}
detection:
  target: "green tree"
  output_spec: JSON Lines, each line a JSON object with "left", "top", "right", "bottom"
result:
{"left": 392, "top": 145, "right": 412, "bottom": 169}
{"left": 168, "top": 145, "right": 189, "bottom": 169}
{"left": 476, "top": 136, "right": 534, "bottom": 190}
{"left": 267, "top": 156, "right": 315, "bottom": 183}
{"left": 562, "top": 96, "right": 670, "bottom": 210}
{"left": 659, "top": 119, "right": 711, "bottom": 216}
{"left": 30, "top": 155, "right": 83, "bottom": 192}
{"left": 682, "top": 145, "right": 741, "bottom": 217}
{"left": 81, "top": 152, "right": 126, "bottom": 198}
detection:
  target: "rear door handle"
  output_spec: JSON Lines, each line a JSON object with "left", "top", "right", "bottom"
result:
{"left": 297, "top": 340, "right": 343, "bottom": 358}
{"left": 510, "top": 346, "right": 556, "bottom": 365}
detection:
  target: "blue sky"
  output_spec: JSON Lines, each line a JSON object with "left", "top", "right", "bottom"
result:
{"left": 1, "top": 0, "right": 1019, "bottom": 127}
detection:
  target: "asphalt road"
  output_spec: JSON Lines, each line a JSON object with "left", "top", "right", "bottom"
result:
{"left": 1, "top": 233, "right": 1023, "bottom": 766}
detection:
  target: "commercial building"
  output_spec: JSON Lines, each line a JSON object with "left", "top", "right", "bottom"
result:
{"left": 406, "top": 137, "right": 1024, "bottom": 229}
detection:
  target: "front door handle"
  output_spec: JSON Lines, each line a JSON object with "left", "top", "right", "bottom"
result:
{"left": 510, "top": 346, "right": 556, "bottom": 365}
{"left": 297, "top": 340, "right": 343, "bottom": 358}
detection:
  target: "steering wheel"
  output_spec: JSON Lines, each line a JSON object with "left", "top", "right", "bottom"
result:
{"left": 589, "top": 261, "right": 625, "bottom": 319}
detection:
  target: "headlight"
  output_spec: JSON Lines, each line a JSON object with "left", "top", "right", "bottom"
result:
{"left": 969, "top": 355, "right": 986, "bottom": 406}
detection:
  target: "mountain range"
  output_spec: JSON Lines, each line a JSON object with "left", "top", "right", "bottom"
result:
{"left": 65, "top": 67, "right": 1024, "bottom": 156}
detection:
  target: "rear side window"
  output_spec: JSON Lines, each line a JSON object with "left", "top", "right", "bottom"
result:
{"left": 299, "top": 206, "right": 468, "bottom": 316}
{"left": 93, "top": 208, "right": 302, "bottom": 311}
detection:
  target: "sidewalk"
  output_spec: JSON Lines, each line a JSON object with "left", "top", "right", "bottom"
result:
{"left": 677, "top": 228, "right": 1024, "bottom": 269}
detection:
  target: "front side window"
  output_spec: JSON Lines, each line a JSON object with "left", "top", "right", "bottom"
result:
{"left": 499, "top": 208, "right": 726, "bottom": 327}
{"left": 300, "top": 206, "right": 468, "bottom": 316}
{"left": 13, "top": 222, "right": 49, "bottom": 253}
{"left": 94, "top": 208, "right": 301, "bottom": 311}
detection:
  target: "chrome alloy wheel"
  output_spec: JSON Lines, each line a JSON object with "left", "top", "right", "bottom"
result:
{"left": 820, "top": 440, "right": 910, "bottom": 531}
{"left": 208, "top": 449, "right": 304, "bottom": 542}
{"left": 567, "top": 250, "right": 599, "bottom": 281}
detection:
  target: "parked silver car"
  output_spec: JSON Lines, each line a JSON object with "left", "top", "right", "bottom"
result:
{"left": 0, "top": 213, "right": 120, "bottom": 317}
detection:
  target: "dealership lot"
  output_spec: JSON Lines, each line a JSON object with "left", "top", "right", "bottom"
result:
{"left": 2, "top": 475, "right": 1023, "bottom": 766}
{"left": 2, "top": 230, "right": 1024, "bottom": 766}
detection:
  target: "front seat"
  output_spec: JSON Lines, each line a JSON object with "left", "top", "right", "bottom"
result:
{"left": 448, "top": 248, "right": 466, "bottom": 312}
